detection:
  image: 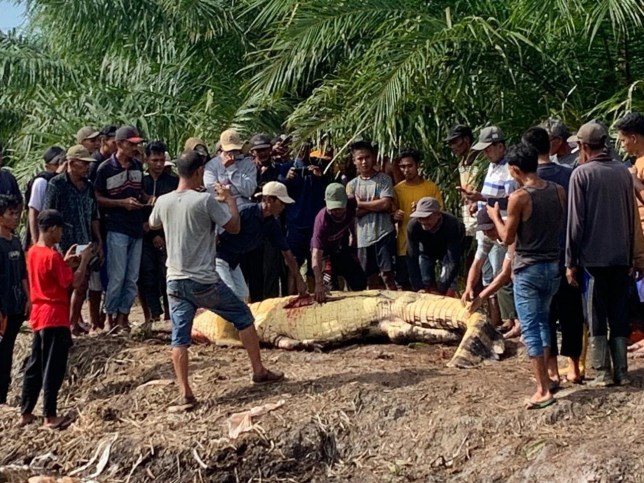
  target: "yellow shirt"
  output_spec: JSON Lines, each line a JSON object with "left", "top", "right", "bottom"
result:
{"left": 394, "top": 179, "right": 443, "bottom": 256}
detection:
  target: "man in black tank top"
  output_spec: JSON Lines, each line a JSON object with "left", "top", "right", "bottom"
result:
{"left": 488, "top": 144, "right": 566, "bottom": 410}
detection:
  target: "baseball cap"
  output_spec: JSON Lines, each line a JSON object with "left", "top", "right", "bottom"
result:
{"left": 310, "top": 149, "right": 332, "bottom": 161}
{"left": 476, "top": 209, "right": 495, "bottom": 231}
{"left": 472, "top": 126, "right": 505, "bottom": 151}
{"left": 43, "top": 146, "right": 65, "bottom": 165}
{"left": 325, "top": 183, "right": 348, "bottom": 210}
{"left": 249, "top": 134, "right": 272, "bottom": 151}
{"left": 99, "top": 125, "right": 118, "bottom": 138}
{"left": 567, "top": 122, "right": 607, "bottom": 145}
{"left": 540, "top": 119, "right": 569, "bottom": 140}
{"left": 260, "top": 181, "right": 295, "bottom": 204}
{"left": 219, "top": 128, "right": 243, "bottom": 152}
{"left": 76, "top": 126, "right": 100, "bottom": 143}
{"left": 410, "top": 197, "right": 442, "bottom": 218}
{"left": 115, "top": 126, "right": 145, "bottom": 143}
{"left": 66, "top": 144, "right": 96, "bottom": 162}
{"left": 184, "top": 137, "right": 207, "bottom": 152}
{"left": 444, "top": 125, "right": 473, "bottom": 143}
{"left": 37, "top": 209, "right": 72, "bottom": 229}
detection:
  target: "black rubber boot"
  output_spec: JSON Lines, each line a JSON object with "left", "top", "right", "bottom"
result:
{"left": 588, "top": 336, "right": 614, "bottom": 387}
{"left": 610, "top": 337, "right": 630, "bottom": 386}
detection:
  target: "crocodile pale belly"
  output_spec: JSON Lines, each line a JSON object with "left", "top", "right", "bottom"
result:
{"left": 191, "top": 290, "right": 505, "bottom": 368}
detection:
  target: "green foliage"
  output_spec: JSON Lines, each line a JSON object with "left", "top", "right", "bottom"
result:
{"left": 1, "top": 0, "right": 643, "bottom": 205}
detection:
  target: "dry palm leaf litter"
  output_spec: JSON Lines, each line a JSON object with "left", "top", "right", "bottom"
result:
{"left": 2, "top": 313, "right": 644, "bottom": 482}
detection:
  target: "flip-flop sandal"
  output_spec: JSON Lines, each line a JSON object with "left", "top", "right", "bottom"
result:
{"left": 566, "top": 376, "right": 584, "bottom": 384}
{"left": 525, "top": 398, "right": 556, "bottom": 410}
{"left": 41, "top": 414, "right": 73, "bottom": 430}
{"left": 252, "top": 370, "right": 285, "bottom": 386}
{"left": 168, "top": 396, "right": 198, "bottom": 413}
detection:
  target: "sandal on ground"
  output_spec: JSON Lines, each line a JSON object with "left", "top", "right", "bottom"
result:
{"left": 41, "top": 414, "right": 73, "bottom": 430}
{"left": 168, "top": 396, "right": 198, "bottom": 413}
{"left": 525, "top": 398, "right": 556, "bottom": 410}
{"left": 252, "top": 370, "right": 285, "bottom": 386}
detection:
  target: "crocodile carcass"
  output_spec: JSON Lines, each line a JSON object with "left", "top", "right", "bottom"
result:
{"left": 191, "top": 290, "right": 505, "bottom": 368}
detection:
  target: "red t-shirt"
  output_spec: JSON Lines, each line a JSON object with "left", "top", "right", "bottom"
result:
{"left": 27, "top": 245, "right": 74, "bottom": 331}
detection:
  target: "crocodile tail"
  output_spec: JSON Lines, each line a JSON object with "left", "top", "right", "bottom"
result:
{"left": 447, "top": 317, "right": 505, "bottom": 368}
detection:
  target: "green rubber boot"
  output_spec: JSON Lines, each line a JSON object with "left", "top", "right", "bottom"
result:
{"left": 588, "top": 336, "right": 614, "bottom": 387}
{"left": 610, "top": 337, "right": 630, "bottom": 386}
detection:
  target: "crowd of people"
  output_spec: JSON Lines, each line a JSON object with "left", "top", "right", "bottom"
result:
{"left": 1, "top": 110, "right": 644, "bottom": 425}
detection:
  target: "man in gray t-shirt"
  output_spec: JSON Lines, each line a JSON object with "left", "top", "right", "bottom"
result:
{"left": 345, "top": 141, "right": 397, "bottom": 290}
{"left": 149, "top": 150, "right": 284, "bottom": 410}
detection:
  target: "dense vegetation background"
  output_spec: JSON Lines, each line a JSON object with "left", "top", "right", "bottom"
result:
{"left": 1, "top": 0, "right": 643, "bottom": 200}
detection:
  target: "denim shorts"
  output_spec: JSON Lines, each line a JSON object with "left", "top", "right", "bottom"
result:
{"left": 166, "top": 278, "right": 254, "bottom": 347}
{"left": 513, "top": 261, "right": 561, "bottom": 358}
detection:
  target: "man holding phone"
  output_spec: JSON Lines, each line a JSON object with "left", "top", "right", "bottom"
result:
{"left": 460, "top": 126, "right": 519, "bottom": 333}
{"left": 94, "top": 126, "right": 150, "bottom": 333}
{"left": 203, "top": 129, "right": 257, "bottom": 209}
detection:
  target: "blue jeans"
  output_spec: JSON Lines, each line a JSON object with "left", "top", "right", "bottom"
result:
{"left": 166, "top": 278, "right": 254, "bottom": 347}
{"left": 104, "top": 231, "right": 143, "bottom": 315}
{"left": 513, "top": 261, "right": 560, "bottom": 358}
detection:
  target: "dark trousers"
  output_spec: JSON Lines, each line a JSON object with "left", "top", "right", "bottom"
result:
{"left": 325, "top": 249, "right": 368, "bottom": 292}
{"left": 242, "top": 239, "right": 282, "bottom": 302}
{"left": 0, "top": 314, "right": 24, "bottom": 403}
{"left": 139, "top": 239, "right": 168, "bottom": 318}
{"left": 21, "top": 327, "right": 72, "bottom": 417}
{"left": 583, "top": 266, "right": 631, "bottom": 339}
{"left": 549, "top": 273, "right": 585, "bottom": 358}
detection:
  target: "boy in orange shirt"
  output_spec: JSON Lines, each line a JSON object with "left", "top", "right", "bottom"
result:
{"left": 393, "top": 149, "right": 443, "bottom": 290}
{"left": 20, "top": 210, "right": 92, "bottom": 429}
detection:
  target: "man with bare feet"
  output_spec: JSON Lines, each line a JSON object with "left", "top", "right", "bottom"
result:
{"left": 488, "top": 143, "right": 565, "bottom": 409}
{"left": 20, "top": 210, "right": 92, "bottom": 429}
{"left": 149, "top": 151, "right": 283, "bottom": 411}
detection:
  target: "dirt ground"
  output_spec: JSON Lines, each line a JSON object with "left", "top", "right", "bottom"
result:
{"left": 2, "top": 309, "right": 644, "bottom": 482}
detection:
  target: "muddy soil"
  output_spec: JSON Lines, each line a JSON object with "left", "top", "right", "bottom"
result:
{"left": 1, "top": 312, "right": 644, "bottom": 482}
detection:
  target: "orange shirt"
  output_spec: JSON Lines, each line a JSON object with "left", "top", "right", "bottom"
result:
{"left": 27, "top": 245, "right": 73, "bottom": 331}
{"left": 394, "top": 179, "right": 443, "bottom": 256}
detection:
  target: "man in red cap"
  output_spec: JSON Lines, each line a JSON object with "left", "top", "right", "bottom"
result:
{"left": 94, "top": 126, "right": 151, "bottom": 333}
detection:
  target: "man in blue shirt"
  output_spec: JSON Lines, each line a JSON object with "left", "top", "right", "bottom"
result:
{"left": 216, "top": 182, "right": 308, "bottom": 301}
{"left": 278, "top": 144, "right": 327, "bottom": 292}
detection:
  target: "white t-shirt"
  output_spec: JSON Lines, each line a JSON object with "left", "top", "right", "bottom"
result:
{"left": 149, "top": 190, "right": 231, "bottom": 284}
{"left": 28, "top": 177, "right": 48, "bottom": 211}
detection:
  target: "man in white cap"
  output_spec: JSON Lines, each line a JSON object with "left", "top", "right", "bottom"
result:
{"left": 216, "top": 181, "right": 307, "bottom": 300}
{"left": 203, "top": 128, "right": 257, "bottom": 209}
{"left": 460, "top": 126, "right": 518, "bottom": 329}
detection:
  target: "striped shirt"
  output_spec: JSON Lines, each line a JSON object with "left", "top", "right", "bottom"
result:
{"left": 94, "top": 155, "right": 145, "bottom": 238}
{"left": 478, "top": 159, "right": 516, "bottom": 211}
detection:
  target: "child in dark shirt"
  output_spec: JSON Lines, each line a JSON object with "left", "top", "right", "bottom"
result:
{"left": 20, "top": 209, "right": 92, "bottom": 429}
{"left": 0, "top": 195, "right": 29, "bottom": 405}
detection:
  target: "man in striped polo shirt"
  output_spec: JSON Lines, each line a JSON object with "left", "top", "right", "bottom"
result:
{"left": 460, "top": 126, "right": 519, "bottom": 336}
{"left": 94, "top": 126, "right": 151, "bottom": 333}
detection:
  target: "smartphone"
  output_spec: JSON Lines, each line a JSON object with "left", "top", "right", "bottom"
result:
{"left": 75, "top": 244, "right": 90, "bottom": 255}
{"left": 487, "top": 197, "right": 509, "bottom": 210}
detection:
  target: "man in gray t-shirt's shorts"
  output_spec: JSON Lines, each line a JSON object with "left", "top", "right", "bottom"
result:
{"left": 149, "top": 150, "right": 284, "bottom": 410}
